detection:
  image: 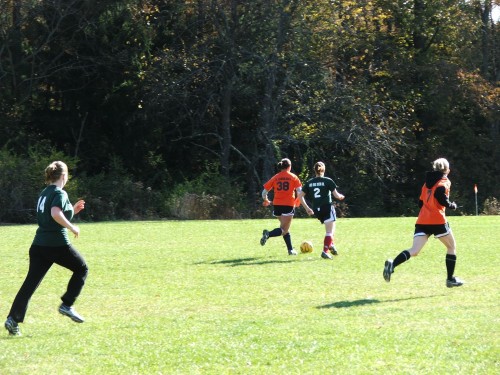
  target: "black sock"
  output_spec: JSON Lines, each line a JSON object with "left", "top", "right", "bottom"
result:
{"left": 283, "top": 233, "right": 293, "bottom": 250}
{"left": 446, "top": 254, "right": 457, "bottom": 280}
{"left": 393, "top": 250, "right": 411, "bottom": 268}
{"left": 269, "top": 228, "right": 282, "bottom": 237}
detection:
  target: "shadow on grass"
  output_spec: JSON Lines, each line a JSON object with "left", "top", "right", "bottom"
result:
{"left": 318, "top": 299, "right": 380, "bottom": 309}
{"left": 318, "top": 295, "right": 445, "bottom": 309}
{"left": 206, "top": 257, "right": 295, "bottom": 266}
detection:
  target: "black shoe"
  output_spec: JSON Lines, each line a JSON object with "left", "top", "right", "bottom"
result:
{"left": 260, "top": 230, "right": 270, "bottom": 246}
{"left": 59, "top": 304, "right": 85, "bottom": 323}
{"left": 329, "top": 245, "right": 338, "bottom": 256}
{"left": 321, "top": 251, "right": 333, "bottom": 260}
{"left": 383, "top": 259, "right": 394, "bottom": 282}
{"left": 5, "top": 316, "right": 21, "bottom": 336}
{"left": 446, "top": 276, "right": 464, "bottom": 288}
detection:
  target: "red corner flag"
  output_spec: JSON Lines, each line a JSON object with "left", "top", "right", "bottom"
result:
{"left": 474, "top": 184, "right": 478, "bottom": 193}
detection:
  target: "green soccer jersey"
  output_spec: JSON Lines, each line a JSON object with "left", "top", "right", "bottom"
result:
{"left": 302, "top": 176, "right": 338, "bottom": 209}
{"left": 32, "top": 185, "right": 74, "bottom": 246}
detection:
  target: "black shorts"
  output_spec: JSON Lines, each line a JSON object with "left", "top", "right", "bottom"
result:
{"left": 414, "top": 223, "right": 451, "bottom": 238}
{"left": 273, "top": 205, "right": 295, "bottom": 217}
{"left": 314, "top": 204, "right": 337, "bottom": 224}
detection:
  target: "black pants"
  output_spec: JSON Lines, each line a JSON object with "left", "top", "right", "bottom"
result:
{"left": 8, "top": 244, "right": 88, "bottom": 323}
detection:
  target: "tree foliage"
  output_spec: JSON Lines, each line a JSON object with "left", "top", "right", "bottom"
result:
{"left": 0, "top": 0, "right": 498, "bottom": 221}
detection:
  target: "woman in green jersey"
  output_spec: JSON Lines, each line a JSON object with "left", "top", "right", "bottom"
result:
{"left": 5, "top": 161, "right": 88, "bottom": 336}
{"left": 300, "top": 161, "right": 345, "bottom": 260}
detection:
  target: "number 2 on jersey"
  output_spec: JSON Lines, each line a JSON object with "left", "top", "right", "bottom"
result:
{"left": 314, "top": 187, "right": 321, "bottom": 198}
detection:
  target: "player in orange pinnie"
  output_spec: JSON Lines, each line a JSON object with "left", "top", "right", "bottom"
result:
{"left": 260, "top": 158, "right": 308, "bottom": 255}
{"left": 383, "top": 158, "right": 463, "bottom": 287}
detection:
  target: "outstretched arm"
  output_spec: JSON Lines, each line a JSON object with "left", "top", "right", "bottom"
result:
{"left": 73, "top": 199, "right": 85, "bottom": 215}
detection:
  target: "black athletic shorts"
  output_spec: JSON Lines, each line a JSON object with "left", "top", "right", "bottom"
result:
{"left": 414, "top": 222, "right": 451, "bottom": 238}
{"left": 314, "top": 204, "right": 337, "bottom": 224}
{"left": 273, "top": 205, "right": 295, "bottom": 217}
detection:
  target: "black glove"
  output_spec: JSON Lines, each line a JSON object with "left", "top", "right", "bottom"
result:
{"left": 449, "top": 202, "right": 457, "bottom": 210}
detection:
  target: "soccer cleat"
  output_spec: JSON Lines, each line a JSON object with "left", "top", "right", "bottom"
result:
{"left": 383, "top": 259, "right": 394, "bottom": 282}
{"left": 59, "top": 304, "right": 85, "bottom": 323}
{"left": 446, "top": 276, "right": 464, "bottom": 288}
{"left": 288, "top": 249, "right": 298, "bottom": 256}
{"left": 260, "top": 230, "right": 270, "bottom": 246}
{"left": 5, "top": 316, "right": 21, "bottom": 336}
{"left": 321, "top": 251, "right": 333, "bottom": 260}
{"left": 329, "top": 245, "right": 338, "bottom": 256}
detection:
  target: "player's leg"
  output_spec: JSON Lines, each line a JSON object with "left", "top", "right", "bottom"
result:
{"left": 7, "top": 245, "right": 52, "bottom": 323}
{"left": 5, "top": 245, "right": 52, "bottom": 335}
{"left": 321, "top": 221, "right": 335, "bottom": 259}
{"left": 280, "top": 215, "right": 296, "bottom": 255}
{"left": 323, "top": 221, "right": 334, "bottom": 252}
{"left": 53, "top": 244, "right": 88, "bottom": 322}
{"left": 384, "top": 234, "right": 428, "bottom": 282}
{"left": 438, "top": 230, "right": 463, "bottom": 287}
{"left": 261, "top": 206, "right": 286, "bottom": 246}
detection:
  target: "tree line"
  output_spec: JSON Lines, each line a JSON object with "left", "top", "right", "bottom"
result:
{"left": 1, "top": 0, "right": 499, "bottom": 222}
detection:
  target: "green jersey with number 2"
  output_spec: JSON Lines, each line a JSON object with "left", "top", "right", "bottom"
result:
{"left": 302, "top": 176, "right": 338, "bottom": 210}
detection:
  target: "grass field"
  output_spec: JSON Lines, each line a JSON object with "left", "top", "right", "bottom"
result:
{"left": 0, "top": 216, "right": 498, "bottom": 374}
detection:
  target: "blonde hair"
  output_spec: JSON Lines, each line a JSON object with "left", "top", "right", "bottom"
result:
{"left": 432, "top": 158, "right": 449, "bottom": 173}
{"left": 44, "top": 161, "right": 68, "bottom": 184}
{"left": 314, "top": 161, "right": 325, "bottom": 176}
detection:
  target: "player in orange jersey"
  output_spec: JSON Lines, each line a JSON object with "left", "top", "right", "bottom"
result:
{"left": 383, "top": 158, "right": 464, "bottom": 287}
{"left": 260, "top": 158, "right": 308, "bottom": 255}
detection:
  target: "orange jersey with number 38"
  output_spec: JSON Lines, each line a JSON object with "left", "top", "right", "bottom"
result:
{"left": 263, "top": 170, "right": 302, "bottom": 207}
{"left": 416, "top": 177, "right": 451, "bottom": 225}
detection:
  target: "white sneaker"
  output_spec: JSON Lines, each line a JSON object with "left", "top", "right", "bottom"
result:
{"left": 59, "top": 304, "right": 85, "bottom": 323}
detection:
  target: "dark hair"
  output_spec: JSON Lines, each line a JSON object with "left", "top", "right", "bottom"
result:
{"left": 277, "top": 158, "right": 291, "bottom": 170}
{"left": 45, "top": 161, "right": 68, "bottom": 184}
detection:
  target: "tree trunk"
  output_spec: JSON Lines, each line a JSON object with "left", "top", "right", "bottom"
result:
{"left": 220, "top": 78, "right": 232, "bottom": 177}
{"left": 480, "top": 0, "right": 492, "bottom": 78}
{"left": 413, "top": 0, "right": 426, "bottom": 52}
{"left": 10, "top": 0, "right": 22, "bottom": 96}
{"left": 260, "top": 0, "right": 296, "bottom": 180}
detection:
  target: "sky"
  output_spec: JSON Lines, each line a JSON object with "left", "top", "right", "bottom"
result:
{"left": 493, "top": 5, "right": 499, "bottom": 22}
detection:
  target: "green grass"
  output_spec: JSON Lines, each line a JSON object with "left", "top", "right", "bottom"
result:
{"left": 0, "top": 217, "right": 498, "bottom": 374}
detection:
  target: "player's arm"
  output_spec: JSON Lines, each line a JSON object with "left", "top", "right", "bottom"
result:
{"left": 51, "top": 207, "right": 80, "bottom": 238}
{"left": 262, "top": 176, "right": 276, "bottom": 206}
{"left": 297, "top": 187, "right": 313, "bottom": 215}
{"left": 434, "top": 186, "right": 457, "bottom": 209}
{"left": 333, "top": 189, "right": 345, "bottom": 201}
{"left": 73, "top": 199, "right": 86, "bottom": 215}
{"left": 261, "top": 189, "right": 271, "bottom": 206}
